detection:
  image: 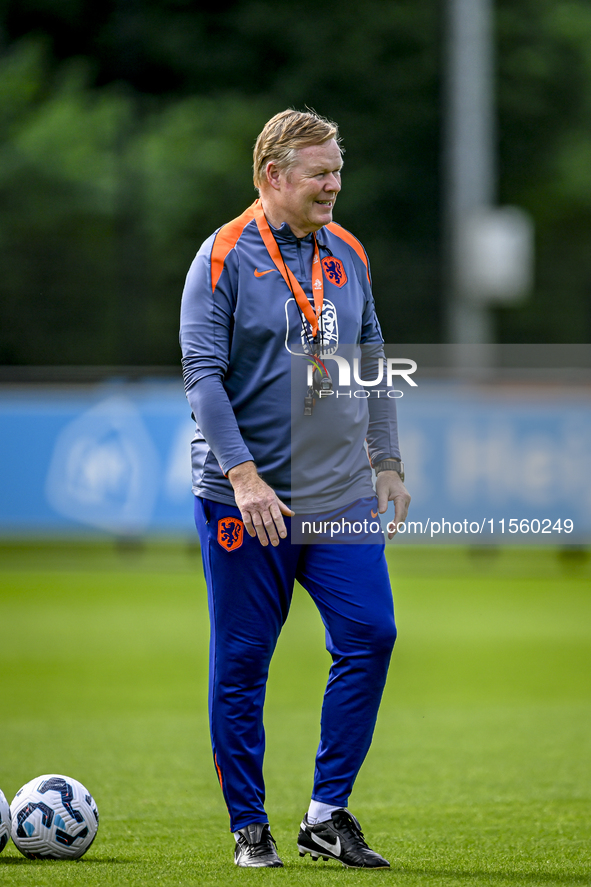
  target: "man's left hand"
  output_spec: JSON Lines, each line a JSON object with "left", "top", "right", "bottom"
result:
{"left": 376, "top": 471, "right": 411, "bottom": 539}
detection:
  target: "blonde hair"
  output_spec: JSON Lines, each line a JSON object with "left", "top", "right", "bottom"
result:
{"left": 253, "top": 109, "right": 342, "bottom": 189}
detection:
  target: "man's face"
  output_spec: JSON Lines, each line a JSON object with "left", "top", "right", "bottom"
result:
{"left": 271, "top": 140, "right": 343, "bottom": 237}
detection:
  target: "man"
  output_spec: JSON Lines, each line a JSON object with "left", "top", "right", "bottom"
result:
{"left": 180, "top": 109, "right": 410, "bottom": 868}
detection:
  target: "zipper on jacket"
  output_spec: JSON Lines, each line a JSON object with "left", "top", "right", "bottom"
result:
{"left": 296, "top": 238, "right": 307, "bottom": 278}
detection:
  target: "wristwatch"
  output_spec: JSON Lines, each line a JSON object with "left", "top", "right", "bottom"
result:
{"left": 374, "top": 459, "right": 405, "bottom": 482}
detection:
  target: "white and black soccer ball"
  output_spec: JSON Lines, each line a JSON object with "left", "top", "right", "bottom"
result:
{"left": 0, "top": 788, "right": 11, "bottom": 853}
{"left": 10, "top": 774, "right": 99, "bottom": 859}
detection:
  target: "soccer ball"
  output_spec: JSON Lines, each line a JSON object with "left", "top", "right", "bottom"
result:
{"left": 0, "top": 789, "right": 11, "bottom": 853}
{"left": 10, "top": 774, "right": 99, "bottom": 859}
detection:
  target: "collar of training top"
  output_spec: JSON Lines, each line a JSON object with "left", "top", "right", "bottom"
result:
{"left": 270, "top": 222, "right": 317, "bottom": 244}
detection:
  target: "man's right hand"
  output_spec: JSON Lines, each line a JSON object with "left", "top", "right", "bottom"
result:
{"left": 227, "top": 461, "right": 294, "bottom": 547}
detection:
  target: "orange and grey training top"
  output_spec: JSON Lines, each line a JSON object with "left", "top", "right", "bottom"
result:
{"left": 180, "top": 200, "right": 400, "bottom": 512}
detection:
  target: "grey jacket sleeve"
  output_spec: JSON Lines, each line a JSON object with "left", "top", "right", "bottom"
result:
{"left": 179, "top": 243, "right": 254, "bottom": 476}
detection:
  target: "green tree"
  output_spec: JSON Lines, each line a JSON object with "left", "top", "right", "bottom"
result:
{"left": 495, "top": 0, "right": 591, "bottom": 341}
{"left": 1, "top": 1, "right": 591, "bottom": 365}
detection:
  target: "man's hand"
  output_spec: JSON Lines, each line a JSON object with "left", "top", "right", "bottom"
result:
{"left": 376, "top": 470, "right": 411, "bottom": 539}
{"left": 228, "top": 461, "right": 294, "bottom": 547}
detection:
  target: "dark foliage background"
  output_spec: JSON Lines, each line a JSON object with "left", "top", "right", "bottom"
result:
{"left": 0, "top": 0, "right": 590, "bottom": 365}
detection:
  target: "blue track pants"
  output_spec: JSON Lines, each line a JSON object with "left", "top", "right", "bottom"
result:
{"left": 194, "top": 496, "right": 396, "bottom": 832}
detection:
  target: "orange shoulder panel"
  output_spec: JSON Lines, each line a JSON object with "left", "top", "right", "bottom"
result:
{"left": 210, "top": 201, "right": 257, "bottom": 293}
{"left": 326, "top": 222, "right": 371, "bottom": 284}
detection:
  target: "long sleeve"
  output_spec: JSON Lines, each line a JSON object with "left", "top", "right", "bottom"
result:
{"left": 180, "top": 240, "right": 254, "bottom": 476}
{"left": 355, "top": 253, "right": 401, "bottom": 464}
{"left": 181, "top": 210, "right": 401, "bottom": 510}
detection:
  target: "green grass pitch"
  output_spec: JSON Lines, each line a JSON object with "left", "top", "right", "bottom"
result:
{"left": 0, "top": 542, "right": 589, "bottom": 886}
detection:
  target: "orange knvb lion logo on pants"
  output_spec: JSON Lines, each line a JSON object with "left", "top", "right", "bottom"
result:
{"left": 218, "top": 517, "right": 244, "bottom": 551}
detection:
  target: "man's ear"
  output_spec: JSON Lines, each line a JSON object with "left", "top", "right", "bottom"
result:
{"left": 265, "top": 161, "right": 282, "bottom": 192}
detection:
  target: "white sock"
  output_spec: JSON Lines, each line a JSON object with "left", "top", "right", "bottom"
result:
{"left": 307, "top": 800, "right": 343, "bottom": 824}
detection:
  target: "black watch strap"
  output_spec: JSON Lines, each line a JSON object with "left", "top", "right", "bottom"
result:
{"left": 374, "top": 459, "right": 405, "bottom": 482}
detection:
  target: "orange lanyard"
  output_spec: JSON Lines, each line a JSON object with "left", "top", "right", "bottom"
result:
{"left": 253, "top": 199, "right": 323, "bottom": 337}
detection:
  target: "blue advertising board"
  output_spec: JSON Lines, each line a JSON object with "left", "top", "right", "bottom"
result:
{"left": 0, "top": 379, "right": 589, "bottom": 542}
{"left": 394, "top": 383, "right": 590, "bottom": 543}
{"left": 0, "top": 381, "right": 195, "bottom": 536}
